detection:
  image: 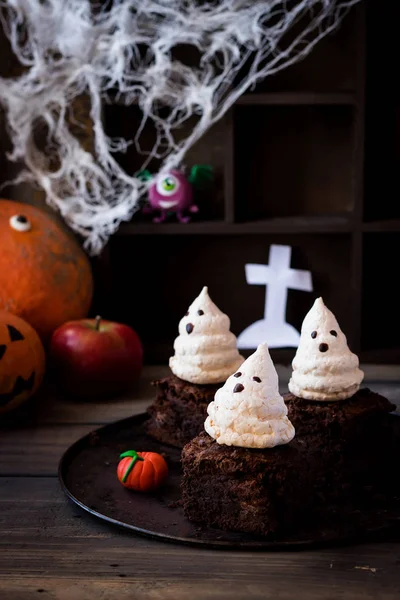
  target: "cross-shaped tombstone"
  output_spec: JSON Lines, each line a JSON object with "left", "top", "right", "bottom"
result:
{"left": 237, "top": 244, "right": 313, "bottom": 349}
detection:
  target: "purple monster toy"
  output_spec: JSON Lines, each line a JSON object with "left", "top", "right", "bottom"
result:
{"left": 138, "top": 165, "right": 212, "bottom": 223}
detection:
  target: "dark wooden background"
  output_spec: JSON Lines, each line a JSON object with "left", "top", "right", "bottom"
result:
{"left": 1, "top": 2, "right": 400, "bottom": 367}
{"left": 102, "top": 2, "right": 400, "bottom": 366}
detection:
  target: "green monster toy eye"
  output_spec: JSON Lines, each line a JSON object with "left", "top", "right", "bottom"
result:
{"left": 162, "top": 177, "right": 176, "bottom": 192}
{"left": 155, "top": 172, "right": 181, "bottom": 197}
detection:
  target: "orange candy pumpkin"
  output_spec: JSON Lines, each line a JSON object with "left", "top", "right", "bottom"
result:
{"left": 117, "top": 450, "right": 169, "bottom": 492}
{"left": 0, "top": 199, "right": 93, "bottom": 343}
{"left": 0, "top": 311, "right": 46, "bottom": 414}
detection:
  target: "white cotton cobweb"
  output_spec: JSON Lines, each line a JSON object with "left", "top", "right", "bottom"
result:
{"left": 0, "top": 0, "right": 360, "bottom": 254}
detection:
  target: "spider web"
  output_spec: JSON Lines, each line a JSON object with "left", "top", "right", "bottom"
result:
{"left": 0, "top": 0, "right": 361, "bottom": 254}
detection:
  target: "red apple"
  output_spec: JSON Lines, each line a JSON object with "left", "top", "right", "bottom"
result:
{"left": 49, "top": 316, "right": 143, "bottom": 399}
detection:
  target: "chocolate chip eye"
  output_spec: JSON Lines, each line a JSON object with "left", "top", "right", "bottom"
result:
{"left": 233, "top": 372, "right": 242, "bottom": 378}
{"left": 186, "top": 323, "right": 194, "bottom": 334}
{"left": 252, "top": 376, "right": 261, "bottom": 382}
{"left": 330, "top": 330, "right": 337, "bottom": 337}
{"left": 233, "top": 383, "right": 244, "bottom": 393}
{"left": 197, "top": 310, "right": 204, "bottom": 316}
{"left": 319, "top": 343, "right": 329, "bottom": 352}
{"left": 311, "top": 331, "right": 317, "bottom": 339}
{"left": 185, "top": 311, "right": 189, "bottom": 316}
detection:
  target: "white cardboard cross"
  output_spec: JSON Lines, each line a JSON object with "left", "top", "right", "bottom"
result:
{"left": 237, "top": 244, "right": 313, "bottom": 349}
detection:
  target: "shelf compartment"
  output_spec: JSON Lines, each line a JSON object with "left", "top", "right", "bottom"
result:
{"left": 363, "top": 2, "right": 400, "bottom": 222}
{"left": 363, "top": 102, "right": 400, "bottom": 221}
{"left": 242, "top": 5, "right": 359, "bottom": 94}
{"left": 110, "top": 233, "right": 353, "bottom": 363}
{"left": 234, "top": 104, "right": 356, "bottom": 222}
{"left": 103, "top": 105, "right": 229, "bottom": 221}
{"left": 361, "top": 233, "right": 400, "bottom": 357}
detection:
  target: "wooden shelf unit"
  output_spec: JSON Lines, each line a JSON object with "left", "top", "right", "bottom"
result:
{"left": 101, "top": 2, "right": 400, "bottom": 365}
{"left": 117, "top": 215, "right": 353, "bottom": 236}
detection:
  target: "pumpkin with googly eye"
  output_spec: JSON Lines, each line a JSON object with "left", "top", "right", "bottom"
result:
{"left": 0, "top": 310, "right": 46, "bottom": 414}
{"left": 0, "top": 199, "right": 93, "bottom": 343}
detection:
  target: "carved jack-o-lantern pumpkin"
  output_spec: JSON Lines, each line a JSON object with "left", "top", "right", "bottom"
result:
{"left": 0, "top": 311, "right": 46, "bottom": 414}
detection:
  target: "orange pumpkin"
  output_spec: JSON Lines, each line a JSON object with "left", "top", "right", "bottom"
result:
{"left": 117, "top": 450, "right": 169, "bottom": 492}
{"left": 0, "top": 199, "right": 93, "bottom": 343}
{"left": 0, "top": 311, "right": 46, "bottom": 414}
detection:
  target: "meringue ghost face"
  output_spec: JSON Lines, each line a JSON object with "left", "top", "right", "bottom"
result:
{"left": 288, "top": 298, "right": 364, "bottom": 401}
{"left": 169, "top": 286, "right": 244, "bottom": 385}
{"left": 205, "top": 343, "right": 295, "bottom": 448}
{"left": 300, "top": 305, "right": 344, "bottom": 361}
{"left": 148, "top": 170, "right": 193, "bottom": 211}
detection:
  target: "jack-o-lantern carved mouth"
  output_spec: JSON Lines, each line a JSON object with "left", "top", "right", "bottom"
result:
{"left": 0, "top": 372, "right": 35, "bottom": 407}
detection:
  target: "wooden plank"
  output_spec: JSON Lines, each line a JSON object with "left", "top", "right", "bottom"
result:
{"left": 1, "top": 366, "right": 168, "bottom": 427}
{"left": 0, "top": 367, "right": 169, "bottom": 476}
{"left": 36, "top": 365, "right": 169, "bottom": 425}
{"left": 0, "top": 574, "right": 399, "bottom": 600}
{"left": 1, "top": 479, "right": 400, "bottom": 599}
{"left": 0, "top": 424, "right": 96, "bottom": 476}
{"left": 35, "top": 395, "right": 150, "bottom": 426}
{"left": 116, "top": 215, "right": 352, "bottom": 235}
{"left": 0, "top": 476, "right": 110, "bottom": 539}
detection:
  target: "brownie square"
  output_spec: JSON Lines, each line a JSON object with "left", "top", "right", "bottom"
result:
{"left": 182, "top": 390, "right": 400, "bottom": 536}
{"left": 182, "top": 432, "right": 311, "bottom": 536}
{"left": 285, "top": 388, "right": 399, "bottom": 495}
{"left": 285, "top": 387, "right": 396, "bottom": 437}
{"left": 145, "top": 375, "right": 220, "bottom": 448}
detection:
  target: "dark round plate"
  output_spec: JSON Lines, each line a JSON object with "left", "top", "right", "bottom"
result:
{"left": 58, "top": 413, "right": 400, "bottom": 550}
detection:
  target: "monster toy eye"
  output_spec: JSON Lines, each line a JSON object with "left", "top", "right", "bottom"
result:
{"left": 162, "top": 177, "right": 176, "bottom": 191}
{"left": 330, "top": 330, "right": 338, "bottom": 337}
{"left": 156, "top": 173, "right": 181, "bottom": 197}
{"left": 9, "top": 215, "right": 32, "bottom": 232}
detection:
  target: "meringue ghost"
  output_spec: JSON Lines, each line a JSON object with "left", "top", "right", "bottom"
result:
{"left": 169, "top": 286, "right": 244, "bottom": 384}
{"left": 205, "top": 343, "right": 295, "bottom": 448}
{"left": 288, "top": 297, "right": 364, "bottom": 401}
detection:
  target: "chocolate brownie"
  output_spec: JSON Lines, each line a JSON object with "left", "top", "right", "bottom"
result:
{"left": 182, "top": 432, "right": 313, "bottom": 536}
{"left": 285, "top": 387, "right": 396, "bottom": 437}
{"left": 145, "top": 375, "right": 220, "bottom": 448}
{"left": 182, "top": 391, "right": 400, "bottom": 536}
{"left": 285, "top": 388, "right": 399, "bottom": 491}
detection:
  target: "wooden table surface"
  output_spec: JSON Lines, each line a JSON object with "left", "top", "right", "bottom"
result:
{"left": 1, "top": 365, "right": 400, "bottom": 600}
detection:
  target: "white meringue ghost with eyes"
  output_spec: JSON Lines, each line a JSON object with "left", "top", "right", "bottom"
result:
{"left": 288, "top": 297, "right": 364, "bottom": 401}
{"left": 205, "top": 343, "right": 295, "bottom": 448}
{"left": 169, "top": 286, "right": 244, "bottom": 384}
